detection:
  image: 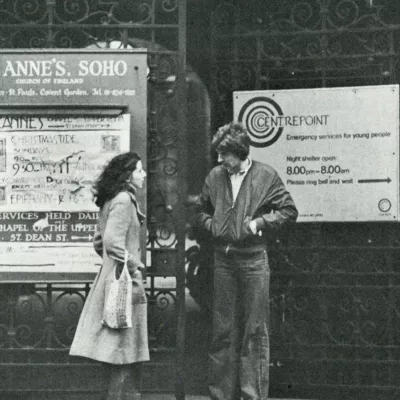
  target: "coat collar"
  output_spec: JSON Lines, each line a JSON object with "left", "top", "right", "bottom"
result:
{"left": 125, "top": 189, "right": 145, "bottom": 225}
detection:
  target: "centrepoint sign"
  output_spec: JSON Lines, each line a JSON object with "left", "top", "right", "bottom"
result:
{"left": 234, "top": 86, "right": 399, "bottom": 222}
{"left": 237, "top": 96, "right": 331, "bottom": 147}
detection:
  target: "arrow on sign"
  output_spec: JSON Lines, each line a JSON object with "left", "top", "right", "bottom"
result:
{"left": 358, "top": 178, "right": 392, "bottom": 184}
{"left": 71, "top": 234, "right": 93, "bottom": 241}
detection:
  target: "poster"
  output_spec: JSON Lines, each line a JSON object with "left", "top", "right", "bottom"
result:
{"left": 0, "top": 115, "right": 130, "bottom": 211}
{"left": 0, "top": 115, "right": 130, "bottom": 277}
{"left": 233, "top": 85, "right": 399, "bottom": 222}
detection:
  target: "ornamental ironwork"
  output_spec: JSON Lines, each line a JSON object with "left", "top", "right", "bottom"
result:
{"left": 210, "top": 1, "right": 400, "bottom": 399}
{"left": 211, "top": 0, "right": 400, "bottom": 124}
{"left": 0, "top": 0, "right": 188, "bottom": 397}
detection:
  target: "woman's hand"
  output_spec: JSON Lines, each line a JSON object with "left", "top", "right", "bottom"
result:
{"left": 127, "top": 255, "right": 145, "bottom": 274}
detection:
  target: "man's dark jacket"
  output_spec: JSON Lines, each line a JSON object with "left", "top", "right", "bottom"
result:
{"left": 196, "top": 160, "right": 298, "bottom": 248}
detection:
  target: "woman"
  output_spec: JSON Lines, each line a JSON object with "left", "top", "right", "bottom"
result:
{"left": 70, "top": 151, "right": 149, "bottom": 400}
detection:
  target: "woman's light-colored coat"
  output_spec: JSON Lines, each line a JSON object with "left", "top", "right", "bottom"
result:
{"left": 69, "top": 191, "right": 149, "bottom": 364}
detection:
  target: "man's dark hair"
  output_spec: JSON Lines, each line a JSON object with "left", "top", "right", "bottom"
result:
{"left": 211, "top": 122, "right": 250, "bottom": 161}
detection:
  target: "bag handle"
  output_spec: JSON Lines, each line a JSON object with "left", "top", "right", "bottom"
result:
{"left": 113, "top": 251, "right": 131, "bottom": 281}
{"left": 120, "top": 251, "right": 131, "bottom": 280}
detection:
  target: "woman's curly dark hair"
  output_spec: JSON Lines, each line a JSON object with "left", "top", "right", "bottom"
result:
{"left": 93, "top": 151, "right": 141, "bottom": 208}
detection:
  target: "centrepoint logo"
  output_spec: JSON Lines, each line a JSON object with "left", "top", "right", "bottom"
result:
{"left": 238, "top": 96, "right": 284, "bottom": 148}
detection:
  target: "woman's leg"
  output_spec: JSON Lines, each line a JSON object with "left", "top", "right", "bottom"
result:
{"left": 107, "top": 363, "right": 142, "bottom": 400}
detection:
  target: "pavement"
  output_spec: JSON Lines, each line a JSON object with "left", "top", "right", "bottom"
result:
{"left": 142, "top": 396, "right": 208, "bottom": 400}
{"left": 142, "top": 396, "right": 311, "bottom": 400}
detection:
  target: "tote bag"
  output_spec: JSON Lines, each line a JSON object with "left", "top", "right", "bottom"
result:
{"left": 102, "top": 252, "right": 133, "bottom": 329}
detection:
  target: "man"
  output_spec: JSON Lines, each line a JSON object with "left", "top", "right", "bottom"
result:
{"left": 196, "top": 122, "right": 298, "bottom": 400}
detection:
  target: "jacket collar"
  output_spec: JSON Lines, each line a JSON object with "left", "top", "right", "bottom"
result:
{"left": 125, "top": 188, "right": 145, "bottom": 225}
{"left": 227, "top": 157, "right": 252, "bottom": 177}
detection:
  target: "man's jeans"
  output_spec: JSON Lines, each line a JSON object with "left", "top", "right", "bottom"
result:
{"left": 209, "top": 249, "right": 270, "bottom": 400}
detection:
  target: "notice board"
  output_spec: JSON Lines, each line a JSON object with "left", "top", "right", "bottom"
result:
{"left": 233, "top": 85, "right": 399, "bottom": 222}
{"left": 0, "top": 50, "right": 147, "bottom": 281}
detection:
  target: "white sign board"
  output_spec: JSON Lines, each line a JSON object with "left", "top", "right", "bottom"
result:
{"left": 0, "top": 114, "right": 130, "bottom": 278}
{"left": 0, "top": 114, "right": 130, "bottom": 211}
{"left": 233, "top": 85, "right": 399, "bottom": 222}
